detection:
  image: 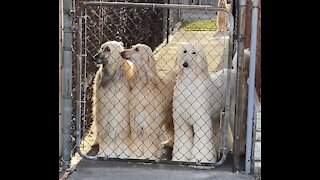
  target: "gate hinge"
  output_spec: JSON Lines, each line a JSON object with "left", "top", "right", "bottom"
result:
{"left": 64, "top": 9, "right": 75, "bottom": 16}
{"left": 63, "top": 45, "right": 74, "bottom": 52}
{"left": 63, "top": 27, "right": 74, "bottom": 33}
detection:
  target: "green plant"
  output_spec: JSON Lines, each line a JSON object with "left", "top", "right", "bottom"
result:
{"left": 179, "top": 20, "right": 217, "bottom": 31}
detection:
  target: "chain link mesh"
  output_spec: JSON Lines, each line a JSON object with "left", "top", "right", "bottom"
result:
{"left": 72, "top": 0, "right": 238, "bottom": 166}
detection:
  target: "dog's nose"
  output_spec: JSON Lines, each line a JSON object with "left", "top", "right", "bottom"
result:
{"left": 120, "top": 51, "right": 126, "bottom": 59}
{"left": 93, "top": 53, "right": 100, "bottom": 60}
{"left": 183, "top": 62, "right": 188, "bottom": 68}
{"left": 93, "top": 53, "right": 103, "bottom": 64}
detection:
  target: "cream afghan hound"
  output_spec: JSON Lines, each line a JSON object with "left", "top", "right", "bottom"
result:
{"left": 217, "top": 0, "right": 231, "bottom": 32}
{"left": 91, "top": 40, "right": 134, "bottom": 158}
{"left": 172, "top": 43, "right": 226, "bottom": 163}
{"left": 120, "top": 44, "right": 175, "bottom": 160}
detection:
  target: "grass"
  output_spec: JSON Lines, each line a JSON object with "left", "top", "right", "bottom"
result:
{"left": 179, "top": 20, "right": 217, "bottom": 31}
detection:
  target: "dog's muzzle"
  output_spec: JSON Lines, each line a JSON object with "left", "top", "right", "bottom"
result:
{"left": 93, "top": 53, "right": 104, "bottom": 65}
{"left": 183, "top": 62, "right": 189, "bottom": 68}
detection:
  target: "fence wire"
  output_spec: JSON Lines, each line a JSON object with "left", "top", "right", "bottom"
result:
{"left": 71, "top": 1, "right": 240, "bottom": 167}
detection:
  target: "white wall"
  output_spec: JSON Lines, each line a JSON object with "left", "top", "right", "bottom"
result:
{"left": 254, "top": 96, "right": 261, "bottom": 170}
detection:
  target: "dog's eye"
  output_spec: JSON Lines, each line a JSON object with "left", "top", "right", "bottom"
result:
{"left": 105, "top": 47, "right": 110, "bottom": 51}
{"left": 135, "top": 47, "right": 139, "bottom": 51}
{"left": 192, "top": 52, "right": 196, "bottom": 54}
{"left": 183, "top": 50, "right": 187, "bottom": 53}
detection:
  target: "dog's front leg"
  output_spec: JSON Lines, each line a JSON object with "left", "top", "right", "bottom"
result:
{"left": 172, "top": 119, "right": 193, "bottom": 162}
{"left": 161, "top": 121, "right": 174, "bottom": 148}
{"left": 191, "top": 114, "right": 216, "bottom": 163}
{"left": 129, "top": 116, "right": 144, "bottom": 159}
{"left": 144, "top": 126, "right": 161, "bottom": 160}
{"left": 114, "top": 114, "right": 131, "bottom": 159}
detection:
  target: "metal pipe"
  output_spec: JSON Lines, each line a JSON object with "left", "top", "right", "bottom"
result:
{"left": 79, "top": 1, "right": 234, "bottom": 31}
{"left": 76, "top": 12, "right": 98, "bottom": 161}
{"left": 216, "top": 23, "right": 234, "bottom": 167}
{"left": 76, "top": 14, "right": 83, "bottom": 157}
{"left": 233, "top": 0, "right": 247, "bottom": 172}
{"left": 78, "top": 1, "right": 235, "bottom": 48}
{"left": 59, "top": 0, "right": 63, "bottom": 159}
{"left": 166, "top": 0, "right": 170, "bottom": 44}
{"left": 79, "top": 2, "right": 234, "bottom": 46}
{"left": 245, "top": 0, "right": 259, "bottom": 174}
{"left": 80, "top": 1, "right": 233, "bottom": 11}
{"left": 62, "top": 0, "right": 74, "bottom": 170}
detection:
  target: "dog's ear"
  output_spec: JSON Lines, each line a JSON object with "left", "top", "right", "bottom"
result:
{"left": 111, "top": 46, "right": 124, "bottom": 67}
{"left": 123, "top": 59, "right": 136, "bottom": 89}
{"left": 196, "top": 45, "right": 209, "bottom": 76}
{"left": 174, "top": 56, "right": 183, "bottom": 78}
{"left": 243, "top": 48, "right": 251, "bottom": 77}
{"left": 119, "top": 41, "right": 124, "bottom": 47}
{"left": 244, "top": 48, "right": 250, "bottom": 57}
{"left": 145, "top": 49, "right": 160, "bottom": 84}
{"left": 148, "top": 51, "right": 157, "bottom": 72}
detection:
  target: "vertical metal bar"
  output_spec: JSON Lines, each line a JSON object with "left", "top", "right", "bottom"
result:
{"left": 83, "top": 9, "right": 88, "bottom": 137}
{"left": 59, "top": 0, "right": 63, "bottom": 158}
{"left": 178, "top": 0, "right": 181, "bottom": 20}
{"left": 216, "top": 35, "right": 234, "bottom": 166}
{"left": 232, "top": 0, "right": 237, "bottom": 41}
{"left": 233, "top": 0, "right": 247, "bottom": 172}
{"left": 166, "top": 0, "right": 170, "bottom": 44}
{"left": 75, "top": 10, "right": 97, "bottom": 160}
{"left": 216, "top": 6, "right": 234, "bottom": 166}
{"left": 245, "top": 0, "right": 259, "bottom": 174}
{"left": 62, "top": 0, "right": 74, "bottom": 170}
{"left": 82, "top": 8, "right": 88, "bottom": 136}
{"left": 76, "top": 14, "right": 83, "bottom": 153}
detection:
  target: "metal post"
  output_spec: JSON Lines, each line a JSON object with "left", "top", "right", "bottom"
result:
{"left": 245, "top": 0, "right": 259, "bottom": 174}
{"left": 59, "top": 0, "right": 63, "bottom": 159}
{"left": 216, "top": 3, "right": 235, "bottom": 166}
{"left": 62, "top": 0, "right": 74, "bottom": 170}
{"left": 233, "top": 0, "right": 247, "bottom": 172}
{"left": 76, "top": 14, "right": 83, "bottom": 155}
{"left": 76, "top": 11, "right": 98, "bottom": 161}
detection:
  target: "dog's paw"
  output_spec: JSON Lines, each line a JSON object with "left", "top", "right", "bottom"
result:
{"left": 87, "top": 144, "right": 99, "bottom": 156}
{"left": 117, "top": 153, "right": 128, "bottom": 159}
{"left": 159, "top": 145, "right": 173, "bottom": 160}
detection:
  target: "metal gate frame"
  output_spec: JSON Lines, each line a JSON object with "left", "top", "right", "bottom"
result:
{"left": 75, "top": 1, "right": 235, "bottom": 168}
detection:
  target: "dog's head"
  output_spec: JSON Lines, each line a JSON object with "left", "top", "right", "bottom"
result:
{"left": 93, "top": 41, "right": 124, "bottom": 70}
{"left": 218, "top": 0, "right": 227, "bottom": 8}
{"left": 120, "top": 43, "right": 158, "bottom": 84}
{"left": 176, "top": 43, "right": 209, "bottom": 77}
{"left": 232, "top": 48, "right": 250, "bottom": 78}
{"left": 93, "top": 41, "right": 125, "bottom": 88}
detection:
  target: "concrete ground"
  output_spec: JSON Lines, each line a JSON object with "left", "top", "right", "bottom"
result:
{"left": 68, "top": 155, "right": 254, "bottom": 180}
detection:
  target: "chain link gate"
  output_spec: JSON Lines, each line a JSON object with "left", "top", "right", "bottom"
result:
{"left": 74, "top": 1, "right": 237, "bottom": 168}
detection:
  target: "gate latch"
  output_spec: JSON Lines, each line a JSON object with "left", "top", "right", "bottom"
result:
{"left": 220, "top": 109, "right": 225, "bottom": 129}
